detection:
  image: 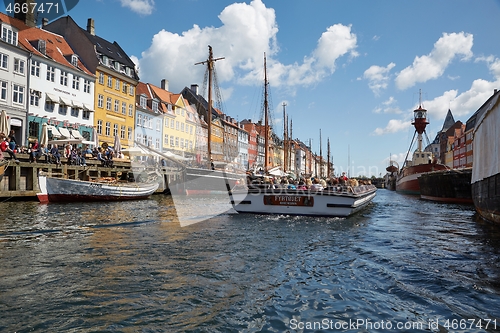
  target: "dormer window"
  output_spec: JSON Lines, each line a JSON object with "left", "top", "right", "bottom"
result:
{"left": 71, "top": 54, "right": 78, "bottom": 67}
{"left": 152, "top": 100, "right": 158, "bottom": 112}
{"left": 38, "top": 39, "right": 46, "bottom": 55}
{"left": 1, "top": 24, "right": 18, "bottom": 46}
{"left": 140, "top": 95, "right": 147, "bottom": 108}
{"left": 102, "top": 55, "right": 108, "bottom": 66}
{"left": 114, "top": 61, "right": 120, "bottom": 71}
{"left": 125, "top": 67, "right": 131, "bottom": 76}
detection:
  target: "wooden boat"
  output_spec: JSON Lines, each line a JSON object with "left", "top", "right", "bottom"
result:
{"left": 396, "top": 92, "right": 449, "bottom": 194}
{"left": 37, "top": 172, "right": 159, "bottom": 203}
{"left": 230, "top": 185, "right": 377, "bottom": 217}
{"left": 419, "top": 168, "right": 472, "bottom": 204}
{"left": 471, "top": 89, "right": 500, "bottom": 223}
{"left": 230, "top": 53, "right": 376, "bottom": 217}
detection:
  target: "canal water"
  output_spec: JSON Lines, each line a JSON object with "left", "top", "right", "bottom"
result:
{"left": 1, "top": 190, "right": 500, "bottom": 332}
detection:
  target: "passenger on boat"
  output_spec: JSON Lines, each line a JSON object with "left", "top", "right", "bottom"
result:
{"left": 296, "top": 179, "right": 308, "bottom": 190}
{"left": 310, "top": 178, "right": 324, "bottom": 191}
{"left": 339, "top": 172, "right": 348, "bottom": 186}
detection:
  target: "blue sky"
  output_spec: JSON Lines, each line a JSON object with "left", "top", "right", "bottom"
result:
{"left": 4, "top": 0, "right": 500, "bottom": 176}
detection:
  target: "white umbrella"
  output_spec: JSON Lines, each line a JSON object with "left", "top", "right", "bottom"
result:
{"left": 121, "top": 146, "right": 153, "bottom": 156}
{"left": 92, "top": 127, "right": 99, "bottom": 147}
{"left": 40, "top": 122, "right": 49, "bottom": 147}
{"left": 0, "top": 110, "right": 9, "bottom": 136}
{"left": 113, "top": 134, "right": 122, "bottom": 153}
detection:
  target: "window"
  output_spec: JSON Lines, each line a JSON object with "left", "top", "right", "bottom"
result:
{"left": 30, "top": 90, "right": 40, "bottom": 107}
{"left": 122, "top": 83, "right": 127, "bottom": 94}
{"left": 180, "top": 138, "right": 184, "bottom": 149}
{"left": 58, "top": 104, "right": 68, "bottom": 115}
{"left": 122, "top": 102, "right": 126, "bottom": 115}
{"left": 83, "top": 79, "right": 91, "bottom": 93}
{"left": 113, "top": 123, "right": 118, "bottom": 137}
{"left": 115, "top": 78, "right": 120, "bottom": 90}
{"left": 82, "top": 110, "right": 90, "bottom": 120}
{"left": 175, "top": 137, "right": 179, "bottom": 147}
{"left": 0, "top": 53, "right": 8, "bottom": 69}
{"left": 152, "top": 100, "right": 158, "bottom": 112}
{"left": 71, "top": 107, "right": 79, "bottom": 117}
{"left": 170, "top": 136, "right": 174, "bottom": 146}
{"left": 1, "top": 26, "right": 17, "bottom": 45}
{"left": 44, "top": 65, "right": 54, "bottom": 81}
{"left": 128, "top": 127, "right": 132, "bottom": 140}
{"left": 128, "top": 104, "right": 133, "bottom": 117}
{"left": 164, "top": 134, "right": 168, "bottom": 145}
{"left": 97, "top": 120, "right": 103, "bottom": 134}
{"left": 71, "top": 55, "right": 78, "bottom": 67}
{"left": 148, "top": 136, "right": 152, "bottom": 147}
{"left": 140, "top": 95, "right": 146, "bottom": 108}
{"left": 12, "top": 84, "right": 24, "bottom": 104}
{"left": 156, "top": 138, "right": 160, "bottom": 150}
{"left": 0, "top": 81, "right": 7, "bottom": 101}
{"left": 72, "top": 75, "right": 80, "bottom": 90}
{"left": 170, "top": 119, "right": 174, "bottom": 129}
{"left": 137, "top": 114, "right": 142, "bottom": 127}
{"left": 142, "top": 115, "right": 147, "bottom": 127}
{"left": 105, "top": 122, "right": 110, "bottom": 136}
{"left": 176, "top": 121, "right": 179, "bottom": 130}
{"left": 114, "top": 99, "right": 119, "bottom": 112}
{"left": 98, "top": 94, "right": 104, "bottom": 108}
{"left": 107, "top": 76, "right": 112, "bottom": 88}
{"left": 156, "top": 119, "right": 161, "bottom": 131}
{"left": 99, "top": 72, "right": 104, "bottom": 85}
{"left": 60, "top": 71, "right": 68, "bottom": 86}
{"left": 31, "top": 59, "right": 40, "bottom": 77}
{"left": 164, "top": 118, "right": 168, "bottom": 128}
{"left": 14, "top": 58, "right": 25, "bottom": 74}
{"left": 136, "top": 132, "right": 142, "bottom": 143}
{"left": 120, "top": 125, "right": 125, "bottom": 139}
{"left": 181, "top": 123, "right": 184, "bottom": 132}
{"left": 45, "top": 101, "right": 55, "bottom": 112}
{"left": 129, "top": 85, "right": 134, "bottom": 96}
{"left": 106, "top": 97, "right": 111, "bottom": 110}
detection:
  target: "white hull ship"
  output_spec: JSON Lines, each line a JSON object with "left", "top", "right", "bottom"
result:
{"left": 37, "top": 173, "right": 159, "bottom": 203}
{"left": 230, "top": 185, "right": 377, "bottom": 217}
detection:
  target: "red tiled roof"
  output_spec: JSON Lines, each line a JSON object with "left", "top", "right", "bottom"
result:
{"left": 17, "top": 26, "right": 93, "bottom": 76}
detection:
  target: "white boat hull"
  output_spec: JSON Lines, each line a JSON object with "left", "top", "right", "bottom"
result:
{"left": 230, "top": 185, "right": 377, "bottom": 217}
{"left": 37, "top": 175, "right": 159, "bottom": 203}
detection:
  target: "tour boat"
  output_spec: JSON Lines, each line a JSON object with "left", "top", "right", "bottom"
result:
{"left": 396, "top": 93, "right": 448, "bottom": 194}
{"left": 230, "top": 185, "right": 377, "bottom": 217}
{"left": 37, "top": 172, "right": 159, "bottom": 203}
{"left": 230, "top": 53, "right": 376, "bottom": 217}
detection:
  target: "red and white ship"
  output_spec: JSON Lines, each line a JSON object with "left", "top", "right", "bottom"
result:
{"left": 396, "top": 95, "right": 448, "bottom": 194}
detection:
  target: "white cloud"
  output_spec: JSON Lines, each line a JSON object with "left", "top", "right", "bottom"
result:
{"left": 476, "top": 55, "right": 500, "bottom": 79}
{"left": 364, "top": 62, "right": 396, "bottom": 95}
{"left": 373, "top": 119, "right": 411, "bottom": 135}
{"left": 120, "top": 0, "right": 155, "bottom": 15}
{"left": 395, "top": 32, "right": 474, "bottom": 90}
{"left": 137, "top": 0, "right": 358, "bottom": 95}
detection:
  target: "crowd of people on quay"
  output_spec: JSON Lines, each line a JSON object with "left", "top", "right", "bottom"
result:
{"left": 0, "top": 129, "right": 126, "bottom": 168}
{"left": 245, "top": 171, "right": 372, "bottom": 191}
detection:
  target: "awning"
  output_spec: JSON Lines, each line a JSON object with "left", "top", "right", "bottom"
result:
{"left": 58, "top": 127, "right": 72, "bottom": 138}
{"left": 72, "top": 100, "right": 83, "bottom": 108}
{"left": 83, "top": 103, "right": 94, "bottom": 111}
{"left": 59, "top": 96, "right": 72, "bottom": 105}
{"left": 45, "top": 93, "right": 59, "bottom": 103}
{"left": 47, "top": 125, "right": 61, "bottom": 138}
{"left": 71, "top": 130, "right": 84, "bottom": 139}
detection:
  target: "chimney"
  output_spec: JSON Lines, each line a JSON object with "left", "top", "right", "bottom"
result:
{"left": 14, "top": 0, "right": 36, "bottom": 27}
{"left": 495, "top": 89, "right": 498, "bottom": 95}
{"left": 87, "top": 18, "right": 95, "bottom": 36}
{"left": 191, "top": 84, "right": 199, "bottom": 95}
{"left": 161, "top": 79, "right": 169, "bottom": 91}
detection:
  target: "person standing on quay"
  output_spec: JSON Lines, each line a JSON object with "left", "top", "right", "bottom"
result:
{"left": 8, "top": 129, "right": 16, "bottom": 151}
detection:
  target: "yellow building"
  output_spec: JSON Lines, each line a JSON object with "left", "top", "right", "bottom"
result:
{"left": 149, "top": 81, "right": 197, "bottom": 157}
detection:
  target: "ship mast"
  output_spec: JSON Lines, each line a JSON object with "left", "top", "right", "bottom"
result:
{"left": 412, "top": 89, "right": 429, "bottom": 153}
{"left": 195, "top": 45, "right": 224, "bottom": 168}
{"left": 264, "top": 53, "right": 270, "bottom": 171}
{"left": 283, "top": 102, "right": 287, "bottom": 172}
{"left": 327, "top": 137, "right": 331, "bottom": 178}
{"left": 319, "top": 128, "right": 323, "bottom": 178}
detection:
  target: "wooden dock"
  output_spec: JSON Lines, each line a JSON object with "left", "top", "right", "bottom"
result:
{"left": 0, "top": 154, "right": 183, "bottom": 199}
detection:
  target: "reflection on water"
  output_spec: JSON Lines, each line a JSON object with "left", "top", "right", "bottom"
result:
{"left": 0, "top": 191, "right": 500, "bottom": 332}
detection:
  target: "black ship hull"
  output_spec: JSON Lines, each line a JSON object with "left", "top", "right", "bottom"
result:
{"left": 419, "top": 168, "right": 472, "bottom": 204}
{"left": 472, "top": 173, "right": 500, "bottom": 223}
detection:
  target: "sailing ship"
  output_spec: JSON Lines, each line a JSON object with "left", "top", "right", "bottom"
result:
{"left": 396, "top": 93, "right": 448, "bottom": 194}
{"left": 384, "top": 159, "right": 398, "bottom": 191}
{"left": 172, "top": 46, "right": 243, "bottom": 195}
{"left": 230, "top": 53, "right": 377, "bottom": 217}
{"left": 37, "top": 171, "right": 159, "bottom": 203}
{"left": 471, "top": 89, "right": 500, "bottom": 223}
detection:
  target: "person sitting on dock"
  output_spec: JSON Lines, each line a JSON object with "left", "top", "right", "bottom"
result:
{"left": 97, "top": 147, "right": 107, "bottom": 167}
{"left": 29, "top": 139, "right": 39, "bottom": 163}
{"left": 1, "top": 137, "right": 20, "bottom": 163}
{"left": 50, "top": 144, "right": 61, "bottom": 165}
{"left": 39, "top": 144, "right": 49, "bottom": 163}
